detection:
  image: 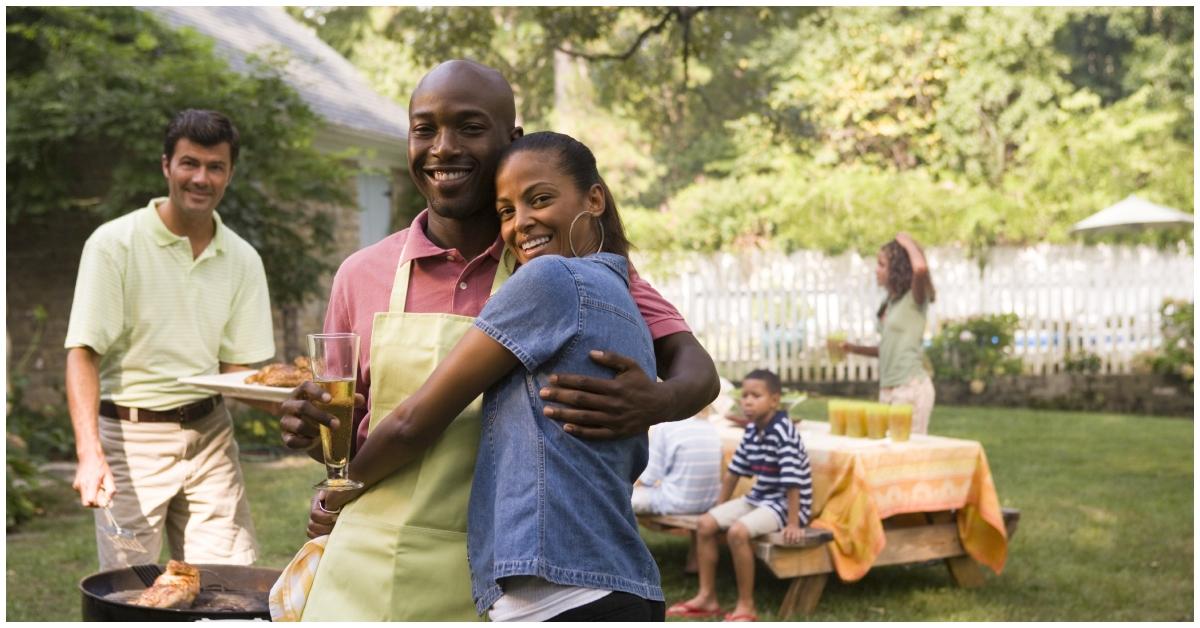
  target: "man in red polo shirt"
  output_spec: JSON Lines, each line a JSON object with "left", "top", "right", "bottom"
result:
{"left": 280, "top": 60, "right": 718, "bottom": 540}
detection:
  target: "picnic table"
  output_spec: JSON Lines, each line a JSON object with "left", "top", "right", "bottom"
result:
{"left": 640, "top": 419, "right": 1015, "bottom": 616}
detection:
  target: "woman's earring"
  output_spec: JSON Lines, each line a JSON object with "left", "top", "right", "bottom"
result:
{"left": 569, "top": 211, "right": 605, "bottom": 257}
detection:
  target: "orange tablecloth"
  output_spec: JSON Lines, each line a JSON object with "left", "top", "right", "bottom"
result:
{"left": 718, "top": 421, "right": 1008, "bottom": 582}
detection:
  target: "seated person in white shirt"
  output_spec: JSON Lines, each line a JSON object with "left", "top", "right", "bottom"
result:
{"left": 632, "top": 404, "right": 724, "bottom": 574}
{"left": 632, "top": 416, "right": 724, "bottom": 516}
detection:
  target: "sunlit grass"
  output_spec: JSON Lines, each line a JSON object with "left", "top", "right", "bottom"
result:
{"left": 5, "top": 405, "right": 1192, "bottom": 621}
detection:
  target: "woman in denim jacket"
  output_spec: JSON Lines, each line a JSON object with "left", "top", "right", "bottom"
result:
{"left": 323, "top": 132, "right": 663, "bottom": 621}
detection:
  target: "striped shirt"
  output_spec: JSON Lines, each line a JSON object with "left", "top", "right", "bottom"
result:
{"left": 727, "top": 411, "right": 813, "bottom": 526}
{"left": 638, "top": 417, "right": 723, "bottom": 514}
{"left": 64, "top": 198, "right": 275, "bottom": 410}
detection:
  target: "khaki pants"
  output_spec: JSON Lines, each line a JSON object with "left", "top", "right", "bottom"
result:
{"left": 879, "top": 373, "right": 936, "bottom": 435}
{"left": 95, "top": 401, "right": 258, "bottom": 569}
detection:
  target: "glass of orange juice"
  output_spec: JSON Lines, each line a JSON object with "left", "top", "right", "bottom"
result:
{"left": 845, "top": 402, "right": 867, "bottom": 438}
{"left": 826, "top": 331, "right": 848, "bottom": 364}
{"left": 866, "top": 403, "right": 889, "bottom": 439}
{"left": 888, "top": 404, "right": 913, "bottom": 442}
{"left": 827, "top": 400, "right": 847, "bottom": 435}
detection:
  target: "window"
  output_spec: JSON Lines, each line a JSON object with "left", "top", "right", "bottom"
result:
{"left": 357, "top": 173, "right": 392, "bottom": 247}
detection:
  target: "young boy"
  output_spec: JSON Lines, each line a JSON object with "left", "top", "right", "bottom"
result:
{"left": 666, "top": 369, "right": 813, "bottom": 622}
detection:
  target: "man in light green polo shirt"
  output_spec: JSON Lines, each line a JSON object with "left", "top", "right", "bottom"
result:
{"left": 64, "top": 109, "right": 276, "bottom": 569}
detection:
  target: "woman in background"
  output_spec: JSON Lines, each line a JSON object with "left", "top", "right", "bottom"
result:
{"left": 834, "top": 232, "right": 937, "bottom": 433}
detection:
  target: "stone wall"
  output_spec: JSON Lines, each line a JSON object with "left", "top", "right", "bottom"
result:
{"left": 6, "top": 210, "right": 106, "bottom": 410}
{"left": 794, "top": 374, "right": 1193, "bottom": 417}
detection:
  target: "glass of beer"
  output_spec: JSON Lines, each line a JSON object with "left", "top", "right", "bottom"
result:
{"left": 889, "top": 404, "right": 913, "bottom": 442}
{"left": 866, "top": 403, "right": 889, "bottom": 439}
{"left": 826, "top": 331, "right": 848, "bottom": 364}
{"left": 308, "top": 333, "right": 363, "bottom": 491}
{"left": 827, "top": 400, "right": 847, "bottom": 436}
{"left": 845, "top": 402, "right": 868, "bottom": 438}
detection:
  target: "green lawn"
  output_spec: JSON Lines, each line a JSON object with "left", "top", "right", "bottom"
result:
{"left": 6, "top": 404, "right": 1193, "bottom": 621}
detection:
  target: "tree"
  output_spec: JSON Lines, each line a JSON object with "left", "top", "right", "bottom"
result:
{"left": 290, "top": 6, "right": 811, "bottom": 211}
{"left": 634, "top": 6, "right": 1192, "bottom": 257}
{"left": 7, "top": 6, "right": 352, "bottom": 306}
{"left": 288, "top": 6, "right": 1192, "bottom": 258}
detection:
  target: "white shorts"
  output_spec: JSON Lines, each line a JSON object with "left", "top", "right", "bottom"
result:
{"left": 705, "top": 497, "right": 782, "bottom": 538}
{"left": 880, "top": 373, "right": 936, "bottom": 434}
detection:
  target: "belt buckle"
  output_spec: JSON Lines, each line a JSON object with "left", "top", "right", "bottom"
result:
{"left": 177, "top": 405, "right": 190, "bottom": 422}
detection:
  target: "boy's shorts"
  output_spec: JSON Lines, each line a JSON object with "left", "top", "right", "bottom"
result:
{"left": 706, "top": 497, "right": 782, "bottom": 537}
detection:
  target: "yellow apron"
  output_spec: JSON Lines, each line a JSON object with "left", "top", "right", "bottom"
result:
{"left": 302, "top": 241, "right": 513, "bottom": 621}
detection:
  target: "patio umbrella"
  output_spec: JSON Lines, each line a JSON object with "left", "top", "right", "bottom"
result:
{"left": 1069, "top": 195, "right": 1194, "bottom": 235}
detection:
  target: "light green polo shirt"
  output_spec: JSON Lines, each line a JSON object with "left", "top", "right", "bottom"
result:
{"left": 876, "top": 291, "right": 928, "bottom": 388}
{"left": 65, "top": 198, "right": 276, "bottom": 410}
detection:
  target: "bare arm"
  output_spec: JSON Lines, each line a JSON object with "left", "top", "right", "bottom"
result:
{"left": 66, "top": 346, "right": 114, "bottom": 507}
{"left": 715, "top": 471, "right": 740, "bottom": 505}
{"left": 324, "top": 328, "right": 519, "bottom": 510}
{"left": 782, "top": 487, "right": 803, "bottom": 543}
{"left": 895, "top": 232, "right": 930, "bottom": 305}
{"left": 654, "top": 331, "right": 722, "bottom": 420}
{"left": 542, "top": 331, "right": 720, "bottom": 439}
{"left": 842, "top": 342, "right": 880, "bottom": 358}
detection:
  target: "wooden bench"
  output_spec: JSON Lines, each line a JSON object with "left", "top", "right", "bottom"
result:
{"left": 638, "top": 508, "right": 1021, "bottom": 618}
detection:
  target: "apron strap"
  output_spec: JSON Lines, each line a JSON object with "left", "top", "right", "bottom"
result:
{"left": 387, "top": 236, "right": 415, "bottom": 313}
{"left": 492, "top": 247, "right": 516, "bottom": 296}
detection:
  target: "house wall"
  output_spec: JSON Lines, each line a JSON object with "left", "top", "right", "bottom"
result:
{"left": 6, "top": 165, "right": 410, "bottom": 414}
{"left": 7, "top": 210, "right": 107, "bottom": 411}
{"left": 279, "top": 165, "right": 416, "bottom": 361}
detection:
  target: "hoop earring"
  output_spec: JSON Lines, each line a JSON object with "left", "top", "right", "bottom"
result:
{"left": 568, "top": 211, "right": 605, "bottom": 257}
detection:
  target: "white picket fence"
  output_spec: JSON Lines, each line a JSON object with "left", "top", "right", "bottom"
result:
{"left": 636, "top": 244, "right": 1195, "bottom": 383}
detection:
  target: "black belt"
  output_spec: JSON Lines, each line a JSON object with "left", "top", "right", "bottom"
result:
{"left": 100, "top": 396, "right": 222, "bottom": 423}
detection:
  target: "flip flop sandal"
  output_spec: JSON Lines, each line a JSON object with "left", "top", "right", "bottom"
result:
{"left": 665, "top": 601, "right": 723, "bottom": 619}
{"left": 724, "top": 611, "right": 759, "bottom": 622}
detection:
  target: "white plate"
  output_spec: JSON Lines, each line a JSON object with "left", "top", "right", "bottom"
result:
{"left": 178, "top": 371, "right": 294, "bottom": 403}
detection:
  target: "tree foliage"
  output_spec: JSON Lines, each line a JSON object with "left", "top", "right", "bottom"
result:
{"left": 638, "top": 6, "right": 1192, "bottom": 256}
{"left": 7, "top": 6, "right": 352, "bottom": 306}
{"left": 288, "top": 7, "right": 1193, "bottom": 257}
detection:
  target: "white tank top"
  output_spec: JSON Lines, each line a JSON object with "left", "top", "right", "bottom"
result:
{"left": 487, "top": 576, "right": 610, "bottom": 622}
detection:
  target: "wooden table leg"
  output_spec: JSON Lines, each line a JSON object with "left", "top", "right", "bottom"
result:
{"left": 778, "top": 573, "right": 829, "bottom": 618}
{"left": 944, "top": 555, "right": 986, "bottom": 588}
{"left": 926, "top": 510, "right": 986, "bottom": 588}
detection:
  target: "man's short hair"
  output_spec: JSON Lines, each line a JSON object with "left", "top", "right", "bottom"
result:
{"left": 743, "top": 369, "right": 782, "bottom": 395}
{"left": 164, "top": 109, "right": 240, "bottom": 165}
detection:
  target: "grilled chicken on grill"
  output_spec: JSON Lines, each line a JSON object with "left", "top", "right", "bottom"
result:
{"left": 133, "top": 560, "right": 201, "bottom": 609}
{"left": 244, "top": 356, "right": 313, "bottom": 388}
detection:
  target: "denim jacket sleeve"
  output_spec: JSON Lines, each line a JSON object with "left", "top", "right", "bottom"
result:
{"left": 475, "top": 256, "right": 581, "bottom": 371}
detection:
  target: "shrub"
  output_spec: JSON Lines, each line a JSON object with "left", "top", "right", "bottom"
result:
{"left": 1151, "top": 299, "right": 1194, "bottom": 389}
{"left": 927, "top": 314, "right": 1024, "bottom": 383}
{"left": 232, "top": 406, "right": 289, "bottom": 452}
{"left": 6, "top": 378, "right": 75, "bottom": 462}
{"left": 1063, "top": 351, "right": 1103, "bottom": 375}
{"left": 6, "top": 433, "right": 45, "bottom": 530}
